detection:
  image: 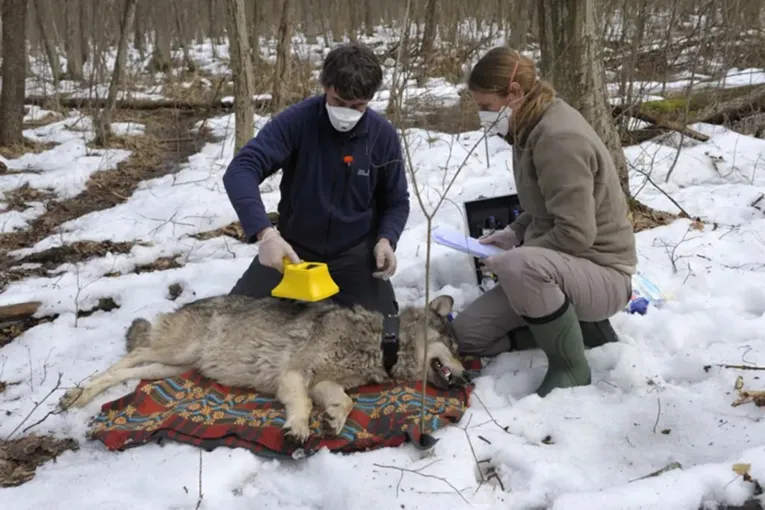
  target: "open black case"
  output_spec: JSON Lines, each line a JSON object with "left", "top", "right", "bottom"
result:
{"left": 462, "top": 193, "right": 523, "bottom": 288}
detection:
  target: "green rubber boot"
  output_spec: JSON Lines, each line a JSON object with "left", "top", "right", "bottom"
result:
{"left": 508, "top": 318, "right": 619, "bottom": 351}
{"left": 525, "top": 299, "right": 592, "bottom": 397}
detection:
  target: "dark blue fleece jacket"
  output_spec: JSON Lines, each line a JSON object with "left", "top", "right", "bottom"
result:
{"left": 222, "top": 95, "right": 410, "bottom": 257}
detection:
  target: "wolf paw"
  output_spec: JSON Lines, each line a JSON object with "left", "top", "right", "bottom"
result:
{"left": 323, "top": 404, "right": 350, "bottom": 436}
{"left": 282, "top": 415, "right": 311, "bottom": 443}
{"left": 58, "top": 388, "right": 85, "bottom": 411}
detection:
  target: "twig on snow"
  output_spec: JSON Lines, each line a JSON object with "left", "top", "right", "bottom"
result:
{"left": 629, "top": 462, "right": 683, "bottom": 483}
{"left": 629, "top": 162, "right": 691, "bottom": 219}
{"left": 652, "top": 395, "right": 662, "bottom": 434}
{"left": 5, "top": 372, "right": 63, "bottom": 440}
{"left": 717, "top": 363, "right": 765, "bottom": 371}
{"left": 373, "top": 460, "right": 470, "bottom": 504}
{"left": 458, "top": 413, "right": 502, "bottom": 494}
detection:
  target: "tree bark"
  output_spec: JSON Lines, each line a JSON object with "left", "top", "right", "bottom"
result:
{"left": 79, "top": 0, "right": 89, "bottom": 64}
{"left": 364, "top": 0, "right": 375, "bottom": 35}
{"left": 226, "top": 0, "right": 256, "bottom": 154}
{"left": 329, "top": 0, "right": 343, "bottom": 41}
{"left": 508, "top": 0, "right": 532, "bottom": 48}
{"left": 32, "top": 0, "right": 61, "bottom": 86}
{"left": 418, "top": 0, "right": 438, "bottom": 87}
{"left": 171, "top": 0, "right": 197, "bottom": 71}
{"left": 133, "top": 0, "right": 147, "bottom": 61}
{"left": 538, "top": 0, "right": 630, "bottom": 196}
{"left": 64, "top": 0, "right": 84, "bottom": 80}
{"left": 94, "top": 0, "right": 138, "bottom": 147}
{"left": 271, "top": 0, "right": 292, "bottom": 112}
{"left": 246, "top": 0, "right": 261, "bottom": 61}
{"left": 148, "top": 2, "right": 172, "bottom": 73}
{"left": 0, "top": 0, "right": 28, "bottom": 147}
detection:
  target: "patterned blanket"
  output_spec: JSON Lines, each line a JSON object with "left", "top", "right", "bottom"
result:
{"left": 87, "top": 358, "right": 481, "bottom": 459}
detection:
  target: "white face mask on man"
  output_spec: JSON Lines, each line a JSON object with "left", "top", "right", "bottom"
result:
{"left": 326, "top": 104, "right": 364, "bottom": 132}
{"left": 478, "top": 107, "right": 512, "bottom": 136}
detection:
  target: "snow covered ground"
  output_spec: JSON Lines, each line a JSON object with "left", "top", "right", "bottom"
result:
{"left": 3, "top": 34, "right": 765, "bottom": 509}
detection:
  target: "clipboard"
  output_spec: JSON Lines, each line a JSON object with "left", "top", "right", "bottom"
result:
{"left": 431, "top": 225, "right": 505, "bottom": 259}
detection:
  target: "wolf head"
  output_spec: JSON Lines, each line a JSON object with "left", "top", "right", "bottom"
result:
{"left": 399, "top": 295, "right": 469, "bottom": 390}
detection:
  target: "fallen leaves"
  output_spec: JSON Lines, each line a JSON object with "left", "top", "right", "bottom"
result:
{"left": 0, "top": 434, "right": 79, "bottom": 487}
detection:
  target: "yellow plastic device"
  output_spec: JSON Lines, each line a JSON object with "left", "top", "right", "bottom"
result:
{"left": 271, "top": 257, "right": 340, "bottom": 302}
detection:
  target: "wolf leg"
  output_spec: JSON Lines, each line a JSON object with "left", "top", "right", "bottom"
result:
{"left": 59, "top": 346, "right": 184, "bottom": 409}
{"left": 310, "top": 381, "right": 354, "bottom": 436}
{"left": 277, "top": 370, "right": 313, "bottom": 443}
{"left": 66, "top": 363, "right": 192, "bottom": 409}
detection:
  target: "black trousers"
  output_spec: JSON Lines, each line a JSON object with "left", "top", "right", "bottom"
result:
{"left": 229, "top": 239, "right": 399, "bottom": 315}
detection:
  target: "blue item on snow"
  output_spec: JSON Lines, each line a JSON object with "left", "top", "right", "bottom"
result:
{"left": 627, "top": 296, "right": 650, "bottom": 315}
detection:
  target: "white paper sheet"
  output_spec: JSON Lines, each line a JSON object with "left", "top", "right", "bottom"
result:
{"left": 430, "top": 225, "right": 505, "bottom": 259}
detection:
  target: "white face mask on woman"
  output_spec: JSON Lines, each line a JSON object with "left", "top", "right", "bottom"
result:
{"left": 478, "top": 107, "right": 512, "bottom": 136}
{"left": 326, "top": 104, "right": 364, "bottom": 132}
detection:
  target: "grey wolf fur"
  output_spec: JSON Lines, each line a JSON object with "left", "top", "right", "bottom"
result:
{"left": 59, "top": 294, "right": 466, "bottom": 443}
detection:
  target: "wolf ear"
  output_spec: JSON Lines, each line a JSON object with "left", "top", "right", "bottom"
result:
{"left": 428, "top": 295, "right": 454, "bottom": 317}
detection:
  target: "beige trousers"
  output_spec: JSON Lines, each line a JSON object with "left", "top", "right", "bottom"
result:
{"left": 452, "top": 246, "right": 632, "bottom": 356}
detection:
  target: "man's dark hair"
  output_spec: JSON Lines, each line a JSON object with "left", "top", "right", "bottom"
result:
{"left": 319, "top": 42, "right": 383, "bottom": 101}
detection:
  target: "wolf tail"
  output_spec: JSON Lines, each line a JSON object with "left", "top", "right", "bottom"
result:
{"left": 125, "top": 318, "right": 152, "bottom": 352}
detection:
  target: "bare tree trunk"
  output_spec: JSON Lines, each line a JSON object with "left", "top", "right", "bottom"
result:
{"left": 347, "top": 0, "right": 359, "bottom": 41}
{"left": 386, "top": 0, "right": 412, "bottom": 117}
{"left": 271, "top": 0, "right": 292, "bottom": 112}
{"left": 171, "top": 0, "right": 197, "bottom": 71}
{"left": 64, "top": 0, "right": 84, "bottom": 80}
{"left": 246, "top": 0, "right": 261, "bottom": 61}
{"left": 79, "top": 0, "right": 89, "bottom": 64}
{"left": 738, "top": 0, "right": 762, "bottom": 29}
{"left": 418, "top": 0, "right": 438, "bottom": 87}
{"left": 226, "top": 0, "right": 256, "bottom": 154}
{"left": 206, "top": 0, "right": 219, "bottom": 59}
{"left": 364, "top": 0, "right": 375, "bottom": 35}
{"left": 148, "top": 3, "right": 172, "bottom": 73}
{"left": 94, "top": 0, "right": 138, "bottom": 147}
{"left": 508, "top": 0, "right": 531, "bottom": 48}
{"left": 538, "top": 0, "right": 630, "bottom": 196}
{"left": 32, "top": 0, "right": 61, "bottom": 86}
{"left": 134, "top": 0, "right": 147, "bottom": 61}
{"left": 329, "top": 0, "right": 343, "bottom": 41}
{"left": 0, "top": 0, "right": 28, "bottom": 147}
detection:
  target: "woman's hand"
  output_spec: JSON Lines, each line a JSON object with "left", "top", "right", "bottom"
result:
{"left": 478, "top": 226, "right": 520, "bottom": 250}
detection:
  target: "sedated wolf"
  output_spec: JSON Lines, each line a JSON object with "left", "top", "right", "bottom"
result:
{"left": 58, "top": 293, "right": 468, "bottom": 443}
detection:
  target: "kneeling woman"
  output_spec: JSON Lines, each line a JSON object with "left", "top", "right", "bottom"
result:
{"left": 452, "top": 47, "right": 637, "bottom": 397}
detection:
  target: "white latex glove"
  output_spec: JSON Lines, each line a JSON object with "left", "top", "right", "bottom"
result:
{"left": 258, "top": 228, "right": 300, "bottom": 272}
{"left": 478, "top": 226, "right": 519, "bottom": 250}
{"left": 372, "top": 238, "right": 397, "bottom": 280}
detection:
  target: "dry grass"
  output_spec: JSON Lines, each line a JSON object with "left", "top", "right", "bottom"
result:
{"left": 0, "top": 108, "right": 215, "bottom": 292}
{"left": 394, "top": 91, "right": 481, "bottom": 134}
{"left": 629, "top": 199, "right": 682, "bottom": 232}
{"left": 192, "top": 221, "right": 247, "bottom": 242}
{"left": 17, "top": 240, "right": 140, "bottom": 270}
{"left": 103, "top": 255, "right": 184, "bottom": 278}
{"left": 160, "top": 54, "right": 318, "bottom": 109}
{"left": 0, "top": 139, "right": 57, "bottom": 160}
{"left": 0, "top": 314, "right": 59, "bottom": 348}
{"left": 160, "top": 69, "right": 230, "bottom": 103}
{"left": 22, "top": 112, "right": 62, "bottom": 129}
{"left": 1, "top": 184, "right": 57, "bottom": 213}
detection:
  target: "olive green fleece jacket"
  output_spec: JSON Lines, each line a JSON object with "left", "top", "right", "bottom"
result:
{"left": 508, "top": 98, "right": 638, "bottom": 275}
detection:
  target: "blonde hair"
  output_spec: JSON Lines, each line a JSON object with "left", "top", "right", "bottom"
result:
{"left": 467, "top": 46, "right": 556, "bottom": 143}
